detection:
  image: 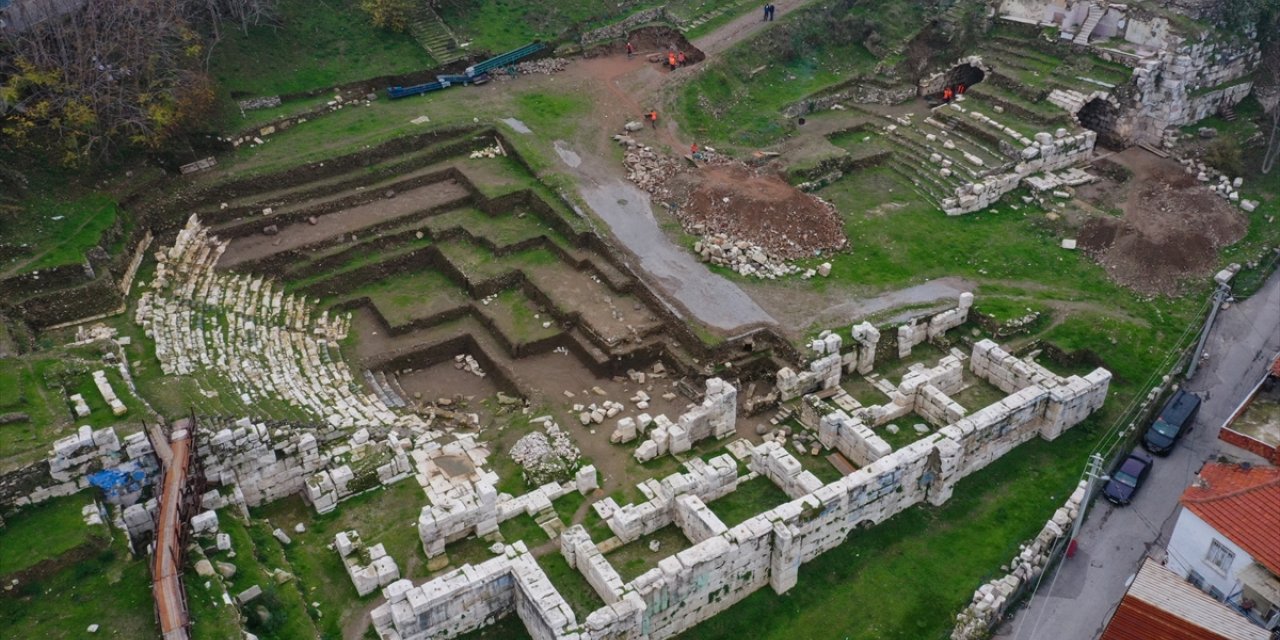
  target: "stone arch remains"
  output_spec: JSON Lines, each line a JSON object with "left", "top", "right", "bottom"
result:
{"left": 946, "top": 63, "right": 986, "bottom": 92}
{"left": 1076, "top": 96, "right": 1124, "bottom": 149}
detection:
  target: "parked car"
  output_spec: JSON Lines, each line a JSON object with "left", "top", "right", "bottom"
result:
{"left": 1103, "top": 451, "right": 1154, "bottom": 506}
{"left": 1142, "top": 389, "right": 1202, "bottom": 455}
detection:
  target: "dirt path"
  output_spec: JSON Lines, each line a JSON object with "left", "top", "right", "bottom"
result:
{"left": 512, "top": 57, "right": 776, "bottom": 332}
{"left": 692, "top": 0, "right": 816, "bottom": 56}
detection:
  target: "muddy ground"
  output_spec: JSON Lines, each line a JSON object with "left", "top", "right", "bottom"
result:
{"left": 1077, "top": 148, "right": 1247, "bottom": 296}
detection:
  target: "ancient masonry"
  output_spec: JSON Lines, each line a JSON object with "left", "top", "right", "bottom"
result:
{"left": 372, "top": 331, "right": 1111, "bottom": 639}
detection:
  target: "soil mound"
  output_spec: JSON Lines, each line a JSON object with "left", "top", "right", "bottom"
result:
{"left": 677, "top": 165, "right": 847, "bottom": 259}
{"left": 1078, "top": 172, "right": 1246, "bottom": 296}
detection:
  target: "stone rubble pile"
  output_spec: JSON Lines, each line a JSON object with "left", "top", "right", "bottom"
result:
{"left": 951, "top": 482, "right": 1086, "bottom": 640}
{"left": 509, "top": 419, "right": 582, "bottom": 486}
{"left": 693, "top": 235, "right": 803, "bottom": 279}
{"left": 468, "top": 144, "right": 505, "bottom": 159}
{"left": 614, "top": 135, "right": 684, "bottom": 197}
{"left": 454, "top": 354, "right": 486, "bottom": 377}
{"left": 510, "top": 57, "right": 569, "bottom": 75}
{"left": 335, "top": 530, "right": 401, "bottom": 597}
{"left": 1175, "top": 156, "right": 1258, "bottom": 212}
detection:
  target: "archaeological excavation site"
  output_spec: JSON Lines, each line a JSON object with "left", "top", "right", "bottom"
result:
{"left": 1, "top": 0, "right": 1277, "bottom": 638}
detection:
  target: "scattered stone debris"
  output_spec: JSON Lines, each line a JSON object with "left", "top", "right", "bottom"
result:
{"left": 510, "top": 419, "right": 582, "bottom": 485}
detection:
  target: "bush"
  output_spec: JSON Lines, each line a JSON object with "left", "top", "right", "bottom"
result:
{"left": 360, "top": 0, "right": 416, "bottom": 32}
{"left": 1205, "top": 137, "right": 1245, "bottom": 177}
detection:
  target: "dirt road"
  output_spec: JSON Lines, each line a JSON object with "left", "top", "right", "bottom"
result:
{"left": 692, "top": 0, "right": 814, "bottom": 56}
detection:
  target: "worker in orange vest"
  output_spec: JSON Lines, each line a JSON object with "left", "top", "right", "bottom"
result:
{"left": 649, "top": 110, "right": 658, "bottom": 129}
{"left": 667, "top": 51, "right": 677, "bottom": 69}
{"left": 943, "top": 87, "right": 953, "bottom": 101}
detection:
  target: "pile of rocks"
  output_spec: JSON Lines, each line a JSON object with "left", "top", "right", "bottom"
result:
{"left": 576, "top": 400, "right": 625, "bottom": 426}
{"left": 454, "top": 354, "right": 486, "bottom": 377}
{"left": 469, "top": 144, "right": 505, "bottom": 159}
{"left": 1176, "top": 156, "right": 1258, "bottom": 211}
{"left": 510, "top": 420, "right": 581, "bottom": 485}
{"left": 511, "top": 58, "right": 568, "bottom": 75}
{"left": 692, "top": 235, "right": 803, "bottom": 279}
{"left": 614, "top": 135, "right": 683, "bottom": 197}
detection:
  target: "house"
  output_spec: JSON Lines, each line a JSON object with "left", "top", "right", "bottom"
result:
{"left": 1218, "top": 353, "right": 1280, "bottom": 464}
{"left": 1100, "top": 557, "right": 1271, "bottom": 640}
{"left": 1165, "top": 462, "right": 1280, "bottom": 630}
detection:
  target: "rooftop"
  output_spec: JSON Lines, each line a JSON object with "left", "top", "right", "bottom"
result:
{"left": 1100, "top": 557, "right": 1270, "bottom": 640}
{"left": 1180, "top": 462, "right": 1280, "bottom": 575}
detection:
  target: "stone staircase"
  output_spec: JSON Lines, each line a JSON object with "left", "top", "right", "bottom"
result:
{"left": 1073, "top": 2, "right": 1103, "bottom": 45}
{"left": 678, "top": 0, "right": 753, "bottom": 32}
{"left": 407, "top": 2, "right": 464, "bottom": 64}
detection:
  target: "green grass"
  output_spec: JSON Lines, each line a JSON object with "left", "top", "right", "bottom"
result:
{"left": 512, "top": 91, "right": 590, "bottom": 140}
{"left": 250, "top": 481, "right": 428, "bottom": 638}
{"left": 606, "top": 524, "right": 693, "bottom": 582}
{"left": 498, "top": 514, "right": 551, "bottom": 546}
{"left": 707, "top": 476, "right": 792, "bottom": 527}
{"left": 537, "top": 552, "right": 607, "bottom": 620}
{"left": 0, "top": 493, "right": 102, "bottom": 576}
{"left": 0, "top": 533, "right": 157, "bottom": 639}
{"left": 187, "top": 549, "right": 245, "bottom": 640}
{"left": 684, "top": 414, "right": 1108, "bottom": 640}
{"left": 213, "top": 514, "right": 321, "bottom": 640}
{"left": 208, "top": 0, "right": 434, "bottom": 98}
{"left": 675, "top": 0, "right": 922, "bottom": 149}
{"left": 439, "top": 1, "right": 661, "bottom": 54}
{"left": 2, "top": 194, "right": 118, "bottom": 274}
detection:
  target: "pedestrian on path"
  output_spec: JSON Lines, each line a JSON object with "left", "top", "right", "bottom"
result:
{"left": 768, "top": 3, "right": 776, "bottom": 21}
{"left": 762, "top": 3, "right": 769, "bottom": 21}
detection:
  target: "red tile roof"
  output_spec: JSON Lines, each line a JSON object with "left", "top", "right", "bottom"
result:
{"left": 1180, "top": 462, "right": 1280, "bottom": 575}
{"left": 1101, "top": 558, "right": 1270, "bottom": 640}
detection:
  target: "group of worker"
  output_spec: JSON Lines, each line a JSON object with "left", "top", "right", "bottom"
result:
{"left": 941, "top": 83, "right": 967, "bottom": 102}
{"left": 666, "top": 50, "right": 689, "bottom": 70}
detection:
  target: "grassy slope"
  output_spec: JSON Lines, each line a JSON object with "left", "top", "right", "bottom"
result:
{"left": 676, "top": 0, "right": 921, "bottom": 149}
{"left": 1, "top": 194, "right": 118, "bottom": 275}
{"left": 0, "top": 493, "right": 100, "bottom": 576}
{"left": 209, "top": 0, "right": 434, "bottom": 98}
{"left": 0, "top": 523, "right": 156, "bottom": 638}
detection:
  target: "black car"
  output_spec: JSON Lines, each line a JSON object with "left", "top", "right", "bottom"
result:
{"left": 1103, "top": 451, "right": 1154, "bottom": 506}
{"left": 1142, "top": 389, "right": 1201, "bottom": 455}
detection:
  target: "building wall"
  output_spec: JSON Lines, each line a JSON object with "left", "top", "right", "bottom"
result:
{"left": 1165, "top": 508, "right": 1251, "bottom": 600}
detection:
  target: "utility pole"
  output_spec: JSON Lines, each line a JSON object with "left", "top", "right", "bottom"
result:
{"left": 1187, "top": 283, "right": 1231, "bottom": 379}
{"left": 1071, "top": 453, "right": 1104, "bottom": 546}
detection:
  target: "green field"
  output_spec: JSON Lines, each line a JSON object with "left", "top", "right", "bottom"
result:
{"left": 209, "top": 0, "right": 434, "bottom": 98}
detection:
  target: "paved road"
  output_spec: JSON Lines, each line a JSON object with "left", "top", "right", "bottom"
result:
{"left": 997, "top": 270, "right": 1280, "bottom": 640}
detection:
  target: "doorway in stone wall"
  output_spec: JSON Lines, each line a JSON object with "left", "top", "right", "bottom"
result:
{"left": 1077, "top": 97, "right": 1124, "bottom": 149}
{"left": 946, "top": 63, "right": 986, "bottom": 91}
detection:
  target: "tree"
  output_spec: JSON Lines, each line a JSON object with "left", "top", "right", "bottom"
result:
{"left": 360, "top": 0, "right": 417, "bottom": 33}
{"left": 0, "top": 0, "right": 274, "bottom": 165}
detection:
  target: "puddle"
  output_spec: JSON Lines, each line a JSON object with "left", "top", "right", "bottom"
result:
{"left": 501, "top": 118, "right": 532, "bottom": 134}
{"left": 553, "top": 140, "right": 582, "bottom": 168}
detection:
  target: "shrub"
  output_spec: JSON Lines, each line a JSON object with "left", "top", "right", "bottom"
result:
{"left": 360, "top": 0, "right": 416, "bottom": 33}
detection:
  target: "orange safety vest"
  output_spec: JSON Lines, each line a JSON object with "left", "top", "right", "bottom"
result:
{"left": 668, "top": 53, "right": 677, "bottom": 66}
{"left": 650, "top": 111, "right": 658, "bottom": 122}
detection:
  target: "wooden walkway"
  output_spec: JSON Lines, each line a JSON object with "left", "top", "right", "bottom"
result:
{"left": 152, "top": 424, "right": 192, "bottom": 640}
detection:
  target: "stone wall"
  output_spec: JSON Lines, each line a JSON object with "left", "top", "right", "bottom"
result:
{"left": 381, "top": 340, "right": 1112, "bottom": 640}
{"left": 580, "top": 7, "right": 671, "bottom": 47}
{"left": 748, "top": 442, "right": 823, "bottom": 499}
{"left": 951, "top": 481, "right": 1086, "bottom": 639}
{"left": 633, "top": 378, "right": 737, "bottom": 462}
{"left": 597, "top": 454, "right": 738, "bottom": 543}
{"left": 561, "top": 525, "right": 627, "bottom": 604}
{"left": 372, "top": 543, "right": 583, "bottom": 640}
